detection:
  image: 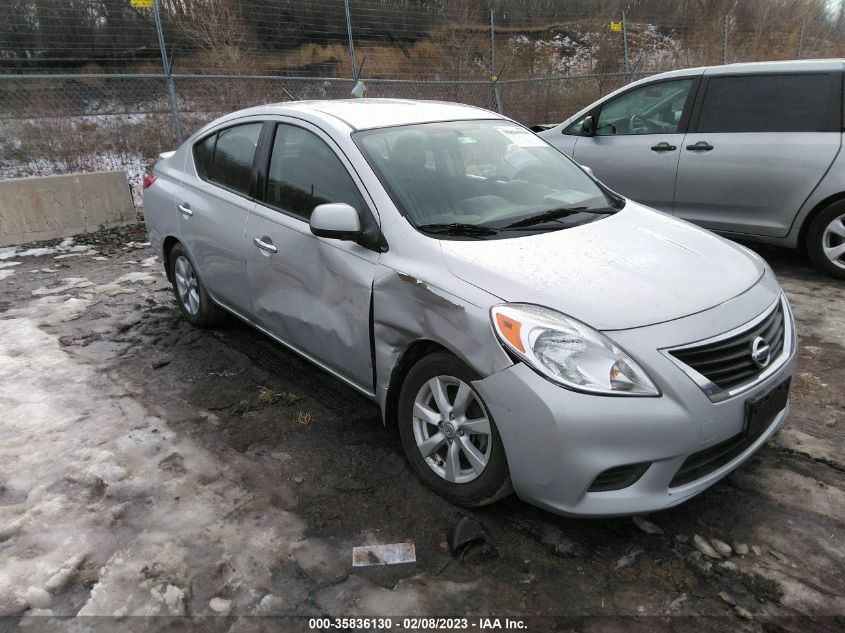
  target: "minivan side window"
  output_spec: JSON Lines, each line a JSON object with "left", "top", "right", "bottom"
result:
{"left": 265, "top": 124, "right": 365, "bottom": 220}
{"left": 596, "top": 79, "right": 695, "bottom": 136}
{"left": 563, "top": 115, "right": 587, "bottom": 135}
{"left": 695, "top": 74, "right": 840, "bottom": 133}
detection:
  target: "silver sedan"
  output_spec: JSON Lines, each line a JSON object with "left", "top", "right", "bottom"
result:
{"left": 143, "top": 99, "right": 796, "bottom": 516}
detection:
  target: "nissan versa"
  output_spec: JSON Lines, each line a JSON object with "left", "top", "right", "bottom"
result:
{"left": 143, "top": 99, "right": 797, "bottom": 516}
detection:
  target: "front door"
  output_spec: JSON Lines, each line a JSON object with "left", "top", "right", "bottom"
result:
{"left": 674, "top": 72, "right": 842, "bottom": 237}
{"left": 572, "top": 77, "right": 698, "bottom": 213}
{"left": 245, "top": 121, "right": 379, "bottom": 392}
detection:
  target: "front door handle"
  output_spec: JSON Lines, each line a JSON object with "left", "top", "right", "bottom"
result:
{"left": 253, "top": 237, "right": 277, "bottom": 254}
{"left": 686, "top": 141, "right": 714, "bottom": 152}
{"left": 650, "top": 142, "right": 677, "bottom": 152}
{"left": 178, "top": 203, "right": 193, "bottom": 216}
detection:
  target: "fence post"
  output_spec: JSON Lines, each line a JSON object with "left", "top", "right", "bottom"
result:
{"left": 722, "top": 15, "right": 729, "bottom": 64}
{"left": 796, "top": 18, "right": 805, "bottom": 59}
{"left": 344, "top": 0, "right": 357, "bottom": 79}
{"left": 153, "top": 0, "right": 182, "bottom": 144}
{"left": 621, "top": 11, "right": 630, "bottom": 80}
{"left": 490, "top": 9, "right": 503, "bottom": 114}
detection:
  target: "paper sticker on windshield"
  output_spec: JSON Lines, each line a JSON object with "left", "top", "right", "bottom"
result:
{"left": 494, "top": 126, "right": 546, "bottom": 147}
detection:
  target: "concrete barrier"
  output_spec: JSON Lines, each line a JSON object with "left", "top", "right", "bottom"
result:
{"left": 0, "top": 171, "right": 137, "bottom": 247}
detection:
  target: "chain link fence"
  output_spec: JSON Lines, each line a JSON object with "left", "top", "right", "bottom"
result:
{"left": 1, "top": 0, "right": 843, "bottom": 199}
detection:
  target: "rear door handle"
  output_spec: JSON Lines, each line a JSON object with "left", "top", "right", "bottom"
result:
{"left": 253, "top": 237, "right": 277, "bottom": 254}
{"left": 686, "top": 141, "right": 714, "bottom": 152}
{"left": 650, "top": 142, "right": 677, "bottom": 152}
{"left": 178, "top": 203, "right": 193, "bottom": 216}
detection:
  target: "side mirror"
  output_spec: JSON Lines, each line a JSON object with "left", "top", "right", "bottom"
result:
{"left": 310, "top": 203, "right": 362, "bottom": 240}
{"left": 580, "top": 164, "right": 594, "bottom": 178}
{"left": 582, "top": 115, "right": 596, "bottom": 137}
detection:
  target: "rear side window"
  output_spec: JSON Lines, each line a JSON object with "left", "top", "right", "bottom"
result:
{"left": 696, "top": 74, "right": 840, "bottom": 133}
{"left": 194, "top": 134, "right": 216, "bottom": 179}
{"left": 209, "top": 123, "right": 262, "bottom": 194}
{"left": 265, "top": 124, "right": 364, "bottom": 220}
{"left": 193, "top": 122, "right": 263, "bottom": 194}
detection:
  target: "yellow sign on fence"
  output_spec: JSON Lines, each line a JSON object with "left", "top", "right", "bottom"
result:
{"left": 610, "top": 21, "right": 622, "bottom": 32}
{"left": 130, "top": 0, "right": 153, "bottom": 9}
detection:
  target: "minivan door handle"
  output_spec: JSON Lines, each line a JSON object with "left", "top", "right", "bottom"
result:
{"left": 253, "top": 237, "right": 277, "bottom": 254}
{"left": 178, "top": 203, "right": 193, "bottom": 216}
{"left": 650, "top": 142, "right": 677, "bottom": 152}
{"left": 686, "top": 141, "right": 714, "bottom": 152}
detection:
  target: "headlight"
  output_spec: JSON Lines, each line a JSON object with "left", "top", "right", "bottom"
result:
{"left": 490, "top": 303, "right": 659, "bottom": 396}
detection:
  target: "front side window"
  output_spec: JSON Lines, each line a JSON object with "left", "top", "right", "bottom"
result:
{"left": 204, "top": 122, "right": 262, "bottom": 195}
{"left": 265, "top": 124, "right": 364, "bottom": 220}
{"left": 354, "top": 120, "right": 619, "bottom": 239}
{"left": 696, "top": 74, "right": 839, "bottom": 133}
{"left": 596, "top": 79, "right": 694, "bottom": 136}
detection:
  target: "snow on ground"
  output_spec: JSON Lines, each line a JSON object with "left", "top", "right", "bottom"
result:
{"left": 0, "top": 285, "right": 307, "bottom": 617}
{"left": 0, "top": 262, "right": 482, "bottom": 621}
{"left": 0, "top": 238, "right": 98, "bottom": 262}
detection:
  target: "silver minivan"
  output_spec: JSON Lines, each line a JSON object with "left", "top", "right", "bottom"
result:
{"left": 539, "top": 59, "right": 845, "bottom": 279}
{"left": 144, "top": 99, "right": 796, "bottom": 517}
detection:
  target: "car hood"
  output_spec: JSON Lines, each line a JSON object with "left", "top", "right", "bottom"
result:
{"left": 439, "top": 203, "right": 765, "bottom": 330}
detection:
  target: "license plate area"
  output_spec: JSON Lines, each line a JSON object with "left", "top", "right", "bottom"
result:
{"left": 744, "top": 378, "right": 791, "bottom": 440}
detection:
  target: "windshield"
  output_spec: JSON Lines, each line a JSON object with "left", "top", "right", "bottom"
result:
{"left": 354, "top": 119, "right": 621, "bottom": 239}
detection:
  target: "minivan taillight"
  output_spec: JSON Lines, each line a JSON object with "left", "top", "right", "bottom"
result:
{"left": 143, "top": 173, "right": 158, "bottom": 190}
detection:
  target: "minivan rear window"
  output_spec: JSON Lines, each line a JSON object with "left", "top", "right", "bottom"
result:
{"left": 695, "top": 73, "right": 840, "bottom": 133}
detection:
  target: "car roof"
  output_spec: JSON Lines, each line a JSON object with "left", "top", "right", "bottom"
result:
{"left": 224, "top": 99, "right": 501, "bottom": 132}
{"left": 652, "top": 58, "right": 845, "bottom": 79}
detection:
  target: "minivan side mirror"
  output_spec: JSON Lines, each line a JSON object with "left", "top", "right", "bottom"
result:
{"left": 310, "top": 203, "right": 363, "bottom": 240}
{"left": 582, "top": 115, "right": 596, "bottom": 137}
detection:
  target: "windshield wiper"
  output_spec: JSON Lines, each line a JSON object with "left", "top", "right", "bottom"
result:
{"left": 417, "top": 223, "right": 498, "bottom": 237}
{"left": 503, "top": 206, "right": 608, "bottom": 229}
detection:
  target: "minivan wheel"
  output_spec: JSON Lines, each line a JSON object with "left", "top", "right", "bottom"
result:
{"left": 168, "top": 244, "right": 225, "bottom": 328}
{"left": 397, "top": 352, "right": 512, "bottom": 507}
{"left": 807, "top": 201, "right": 845, "bottom": 279}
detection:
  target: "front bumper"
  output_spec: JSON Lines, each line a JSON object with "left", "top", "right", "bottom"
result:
{"left": 473, "top": 283, "right": 797, "bottom": 517}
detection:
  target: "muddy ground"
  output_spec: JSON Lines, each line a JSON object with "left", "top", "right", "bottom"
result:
{"left": 0, "top": 225, "right": 843, "bottom": 632}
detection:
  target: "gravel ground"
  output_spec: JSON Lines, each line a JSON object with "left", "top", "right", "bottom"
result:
{"left": 0, "top": 225, "right": 843, "bottom": 632}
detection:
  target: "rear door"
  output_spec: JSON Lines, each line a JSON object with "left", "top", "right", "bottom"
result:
{"left": 571, "top": 76, "right": 699, "bottom": 212}
{"left": 178, "top": 120, "right": 263, "bottom": 312}
{"left": 245, "top": 120, "right": 380, "bottom": 392}
{"left": 674, "top": 72, "right": 843, "bottom": 237}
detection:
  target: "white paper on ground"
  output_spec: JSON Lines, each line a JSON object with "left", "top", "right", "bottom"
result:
{"left": 352, "top": 543, "right": 416, "bottom": 567}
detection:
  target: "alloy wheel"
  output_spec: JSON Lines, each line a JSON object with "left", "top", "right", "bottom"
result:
{"left": 412, "top": 375, "right": 492, "bottom": 484}
{"left": 822, "top": 212, "right": 845, "bottom": 270}
{"left": 174, "top": 255, "right": 200, "bottom": 315}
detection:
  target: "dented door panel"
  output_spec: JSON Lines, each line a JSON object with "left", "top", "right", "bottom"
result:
{"left": 246, "top": 204, "right": 378, "bottom": 391}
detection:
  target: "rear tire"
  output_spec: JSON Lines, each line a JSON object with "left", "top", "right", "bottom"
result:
{"left": 807, "top": 200, "right": 845, "bottom": 280}
{"left": 169, "top": 243, "right": 225, "bottom": 328}
{"left": 397, "top": 352, "right": 512, "bottom": 507}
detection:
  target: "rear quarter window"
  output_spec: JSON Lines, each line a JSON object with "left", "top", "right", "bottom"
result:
{"left": 696, "top": 73, "right": 841, "bottom": 133}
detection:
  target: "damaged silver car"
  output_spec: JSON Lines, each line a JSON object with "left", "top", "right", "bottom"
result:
{"left": 144, "top": 99, "right": 796, "bottom": 516}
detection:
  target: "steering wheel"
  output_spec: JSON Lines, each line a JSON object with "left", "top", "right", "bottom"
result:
{"left": 630, "top": 113, "right": 651, "bottom": 134}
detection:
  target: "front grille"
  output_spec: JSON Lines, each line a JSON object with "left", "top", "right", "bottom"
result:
{"left": 669, "top": 300, "right": 785, "bottom": 392}
{"left": 588, "top": 462, "right": 651, "bottom": 492}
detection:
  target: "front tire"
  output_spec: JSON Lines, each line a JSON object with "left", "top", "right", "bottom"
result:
{"left": 807, "top": 201, "right": 845, "bottom": 279}
{"left": 169, "top": 243, "right": 225, "bottom": 328}
{"left": 397, "top": 352, "right": 512, "bottom": 507}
